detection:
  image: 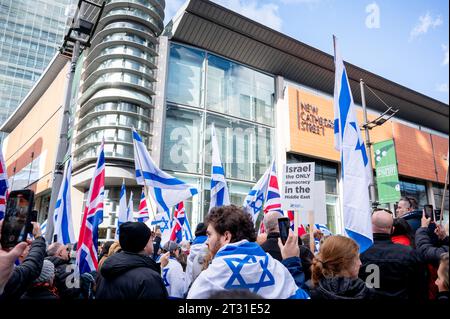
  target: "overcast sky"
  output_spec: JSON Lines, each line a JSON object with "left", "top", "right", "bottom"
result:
{"left": 165, "top": 0, "right": 449, "bottom": 104}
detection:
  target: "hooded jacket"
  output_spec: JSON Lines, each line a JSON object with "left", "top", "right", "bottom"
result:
{"left": 310, "top": 277, "right": 375, "bottom": 300}
{"left": 45, "top": 256, "right": 80, "bottom": 299}
{"left": 96, "top": 251, "right": 168, "bottom": 299}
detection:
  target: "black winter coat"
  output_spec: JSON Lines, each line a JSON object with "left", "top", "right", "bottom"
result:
{"left": 46, "top": 256, "right": 80, "bottom": 299}
{"left": 359, "top": 233, "right": 426, "bottom": 300}
{"left": 310, "top": 277, "right": 375, "bottom": 300}
{"left": 21, "top": 285, "right": 59, "bottom": 300}
{"left": 415, "top": 227, "right": 449, "bottom": 266}
{"left": 96, "top": 251, "right": 168, "bottom": 299}
{"left": 260, "top": 232, "right": 314, "bottom": 281}
{"left": 1, "top": 237, "right": 46, "bottom": 299}
{"left": 401, "top": 210, "right": 423, "bottom": 236}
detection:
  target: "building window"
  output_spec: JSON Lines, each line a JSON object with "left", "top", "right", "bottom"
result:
{"left": 167, "top": 44, "right": 205, "bottom": 108}
{"left": 432, "top": 183, "right": 449, "bottom": 219}
{"left": 399, "top": 178, "right": 428, "bottom": 208}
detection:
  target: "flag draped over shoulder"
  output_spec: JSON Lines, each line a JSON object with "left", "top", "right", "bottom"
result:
{"left": 132, "top": 128, "right": 198, "bottom": 214}
{"left": 333, "top": 36, "right": 373, "bottom": 252}
{"left": 0, "top": 146, "right": 9, "bottom": 220}
{"left": 209, "top": 124, "right": 230, "bottom": 211}
{"left": 76, "top": 140, "right": 105, "bottom": 274}
{"left": 53, "top": 159, "right": 76, "bottom": 244}
{"left": 187, "top": 240, "right": 309, "bottom": 299}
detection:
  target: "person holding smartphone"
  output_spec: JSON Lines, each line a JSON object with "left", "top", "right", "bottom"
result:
{"left": 0, "top": 221, "right": 47, "bottom": 299}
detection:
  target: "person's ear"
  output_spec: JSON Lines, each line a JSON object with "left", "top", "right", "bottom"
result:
{"left": 223, "top": 231, "right": 232, "bottom": 243}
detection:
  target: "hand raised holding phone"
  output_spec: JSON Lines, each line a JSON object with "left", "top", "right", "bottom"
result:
{"left": 278, "top": 229, "right": 299, "bottom": 260}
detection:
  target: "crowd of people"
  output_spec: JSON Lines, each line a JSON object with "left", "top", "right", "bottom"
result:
{"left": 0, "top": 196, "right": 448, "bottom": 301}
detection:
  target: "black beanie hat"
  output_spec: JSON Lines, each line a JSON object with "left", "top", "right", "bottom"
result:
{"left": 119, "top": 222, "right": 151, "bottom": 253}
{"left": 195, "top": 222, "right": 207, "bottom": 237}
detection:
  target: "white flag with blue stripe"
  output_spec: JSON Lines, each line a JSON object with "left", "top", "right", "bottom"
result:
{"left": 127, "top": 191, "right": 134, "bottom": 222}
{"left": 243, "top": 165, "right": 270, "bottom": 224}
{"left": 40, "top": 219, "right": 48, "bottom": 237}
{"left": 115, "top": 181, "right": 128, "bottom": 240}
{"left": 132, "top": 128, "right": 198, "bottom": 214}
{"left": 333, "top": 36, "right": 373, "bottom": 252}
{"left": 209, "top": 124, "right": 230, "bottom": 211}
{"left": 53, "top": 159, "right": 76, "bottom": 244}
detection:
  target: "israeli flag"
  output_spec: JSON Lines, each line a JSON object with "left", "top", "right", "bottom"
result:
{"left": 209, "top": 124, "right": 230, "bottom": 211}
{"left": 53, "top": 159, "right": 76, "bottom": 244}
{"left": 115, "top": 181, "right": 128, "bottom": 240}
{"left": 132, "top": 128, "right": 198, "bottom": 213}
{"left": 187, "top": 240, "right": 310, "bottom": 299}
{"left": 162, "top": 258, "right": 188, "bottom": 299}
{"left": 333, "top": 36, "right": 373, "bottom": 252}
{"left": 127, "top": 191, "right": 134, "bottom": 222}
{"left": 40, "top": 219, "right": 48, "bottom": 237}
{"left": 182, "top": 215, "right": 193, "bottom": 242}
{"left": 148, "top": 210, "right": 172, "bottom": 245}
{"left": 316, "top": 224, "right": 332, "bottom": 236}
{"left": 243, "top": 166, "right": 270, "bottom": 224}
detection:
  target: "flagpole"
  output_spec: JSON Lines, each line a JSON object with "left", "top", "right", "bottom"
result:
{"left": 132, "top": 128, "right": 157, "bottom": 222}
{"left": 440, "top": 151, "right": 449, "bottom": 225}
{"left": 360, "top": 80, "right": 378, "bottom": 209}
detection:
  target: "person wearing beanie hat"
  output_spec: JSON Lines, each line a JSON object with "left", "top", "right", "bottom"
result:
{"left": 21, "top": 260, "right": 58, "bottom": 300}
{"left": 96, "top": 222, "right": 168, "bottom": 299}
{"left": 161, "top": 241, "right": 188, "bottom": 299}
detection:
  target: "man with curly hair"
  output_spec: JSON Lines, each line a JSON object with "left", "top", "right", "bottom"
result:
{"left": 187, "top": 205, "right": 309, "bottom": 299}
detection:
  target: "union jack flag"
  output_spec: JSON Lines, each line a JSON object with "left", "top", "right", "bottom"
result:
{"left": 170, "top": 202, "right": 187, "bottom": 243}
{"left": 287, "top": 211, "right": 307, "bottom": 237}
{"left": 260, "top": 160, "right": 283, "bottom": 233}
{"left": 0, "top": 146, "right": 9, "bottom": 220}
{"left": 76, "top": 140, "right": 105, "bottom": 274}
{"left": 137, "top": 189, "right": 149, "bottom": 223}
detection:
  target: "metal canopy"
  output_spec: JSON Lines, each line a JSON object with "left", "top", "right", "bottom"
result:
{"left": 167, "top": 0, "right": 449, "bottom": 134}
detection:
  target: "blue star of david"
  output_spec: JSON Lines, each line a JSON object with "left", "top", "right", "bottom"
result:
{"left": 152, "top": 215, "right": 170, "bottom": 232}
{"left": 162, "top": 268, "right": 170, "bottom": 287}
{"left": 223, "top": 255, "right": 275, "bottom": 294}
{"left": 349, "top": 122, "right": 369, "bottom": 167}
{"left": 248, "top": 193, "right": 264, "bottom": 215}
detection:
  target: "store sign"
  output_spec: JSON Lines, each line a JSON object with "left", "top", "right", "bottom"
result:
{"left": 297, "top": 102, "right": 334, "bottom": 136}
{"left": 374, "top": 139, "right": 401, "bottom": 204}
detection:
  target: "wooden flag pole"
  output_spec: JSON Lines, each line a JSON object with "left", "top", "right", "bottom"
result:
{"left": 308, "top": 210, "right": 315, "bottom": 253}
{"left": 294, "top": 210, "right": 300, "bottom": 237}
{"left": 440, "top": 164, "right": 449, "bottom": 225}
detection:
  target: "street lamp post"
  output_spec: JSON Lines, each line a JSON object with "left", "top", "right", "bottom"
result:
{"left": 45, "top": 0, "right": 104, "bottom": 242}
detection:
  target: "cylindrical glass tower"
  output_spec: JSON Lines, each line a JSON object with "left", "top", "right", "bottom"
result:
{"left": 74, "top": 0, "right": 165, "bottom": 168}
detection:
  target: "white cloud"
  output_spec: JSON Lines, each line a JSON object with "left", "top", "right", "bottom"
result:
{"left": 436, "top": 83, "right": 449, "bottom": 93}
{"left": 164, "top": 0, "right": 184, "bottom": 24}
{"left": 212, "top": 0, "right": 283, "bottom": 31}
{"left": 409, "top": 12, "right": 443, "bottom": 41}
{"left": 442, "top": 44, "right": 449, "bottom": 66}
{"left": 280, "top": 0, "right": 320, "bottom": 3}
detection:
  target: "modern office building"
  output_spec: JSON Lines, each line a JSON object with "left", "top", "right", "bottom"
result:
{"left": 0, "top": 0, "right": 71, "bottom": 132}
{"left": 1, "top": 0, "right": 448, "bottom": 240}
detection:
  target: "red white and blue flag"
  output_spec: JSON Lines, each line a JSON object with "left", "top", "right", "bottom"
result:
{"left": 137, "top": 189, "right": 149, "bottom": 223}
{"left": 76, "top": 140, "right": 105, "bottom": 274}
{"left": 287, "top": 211, "right": 307, "bottom": 237}
{"left": 0, "top": 146, "right": 9, "bottom": 220}
{"left": 259, "top": 160, "right": 283, "bottom": 233}
{"left": 170, "top": 202, "right": 187, "bottom": 243}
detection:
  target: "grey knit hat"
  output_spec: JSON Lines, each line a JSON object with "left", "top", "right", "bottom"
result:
{"left": 34, "top": 260, "right": 55, "bottom": 284}
{"left": 162, "top": 240, "right": 180, "bottom": 253}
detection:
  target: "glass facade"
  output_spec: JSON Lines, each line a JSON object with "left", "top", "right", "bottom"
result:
{"left": 399, "top": 178, "right": 428, "bottom": 208}
{"left": 286, "top": 153, "right": 340, "bottom": 234}
{"left": 163, "top": 43, "right": 275, "bottom": 226}
{"left": 0, "top": 0, "right": 70, "bottom": 133}
{"left": 432, "top": 183, "right": 449, "bottom": 219}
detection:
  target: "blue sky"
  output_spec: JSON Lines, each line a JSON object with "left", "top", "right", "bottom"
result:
{"left": 166, "top": 0, "right": 449, "bottom": 104}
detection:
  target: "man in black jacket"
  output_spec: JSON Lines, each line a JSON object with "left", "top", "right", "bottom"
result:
{"left": 1, "top": 222, "right": 46, "bottom": 299}
{"left": 415, "top": 214, "right": 449, "bottom": 266}
{"left": 396, "top": 196, "right": 422, "bottom": 236}
{"left": 46, "top": 242, "right": 80, "bottom": 299}
{"left": 260, "top": 211, "right": 314, "bottom": 283}
{"left": 359, "top": 209, "right": 426, "bottom": 300}
{"left": 96, "top": 222, "right": 168, "bottom": 299}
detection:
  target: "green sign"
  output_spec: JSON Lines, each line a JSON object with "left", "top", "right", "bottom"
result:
{"left": 374, "top": 139, "right": 401, "bottom": 204}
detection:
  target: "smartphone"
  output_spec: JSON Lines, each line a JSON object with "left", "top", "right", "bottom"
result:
{"left": 278, "top": 217, "right": 290, "bottom": 245}
{"left": 0, "top": 190, "right": 35, "bottom": 249}
{"left": 424, "top": 204, "right": 434, "bottom": 221}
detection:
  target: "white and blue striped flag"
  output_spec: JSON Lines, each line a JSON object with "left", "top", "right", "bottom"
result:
{"left": 333, "top": 36, "right": 373, "bottom": 252}
{"left": 209, "top": 124, "right": 230, "bottom": 211}
{"left": 243, "top": 165, "right": 270, "bottom": 224}
{"left": 115, "top": 180, "right": 128, "bottom": 240}
{"left": 127, "top": 191, "right": 134, "bottom": 222}
{"left": 132, "top": 128, "right": 198, "bottom": 214}
{"left": 40, "top": 219, "right": 48, "bottom": 237}
{"left": 53, "top": 159, "right": 76, "bottom": 244}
